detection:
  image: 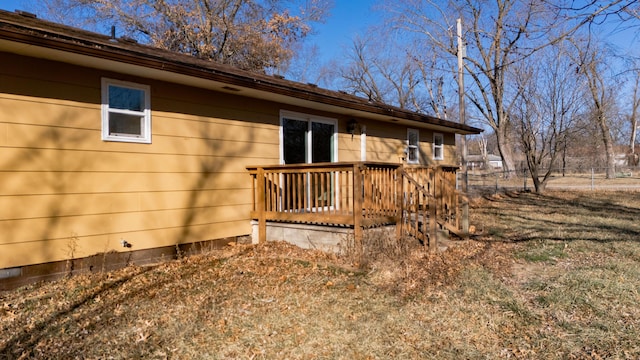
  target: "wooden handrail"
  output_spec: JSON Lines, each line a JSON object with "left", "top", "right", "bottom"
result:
{"left": 248, "top": 162, "right": 467, "bottom": 247}
{"left": 247, "top": 161, "right": 401, "bottom": 172}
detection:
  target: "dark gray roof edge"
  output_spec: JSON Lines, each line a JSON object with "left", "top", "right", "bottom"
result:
{"left": 0, "top": 9, "right": 482, "bottom": 134}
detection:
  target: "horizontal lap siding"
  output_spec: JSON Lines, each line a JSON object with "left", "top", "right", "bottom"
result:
{"left": 366, "top": 124, "right": 406, "bottom": 163}
{"left": 443, "top": 133, "right": 456, "bottom": 163}
{"left": 337, "top": 132, "right": 362, "bottom": 162}
{"left": 0, "top": 145, "right": 277, "bottom": 173}
{"left": 1, "top": 205, "right": 250, "bottom": 245}
{"left": 0, "top": 189, "right": 252, "bottom": 219}
{"left": 0, "top": 52, "right": 279, "bottom": 268}
{"left": 365, "top": 123, "right": 457, "bottom": 165}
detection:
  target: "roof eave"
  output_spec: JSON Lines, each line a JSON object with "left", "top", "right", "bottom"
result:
{"left": 0, "top": 14, "right": 483, "bottom": 135}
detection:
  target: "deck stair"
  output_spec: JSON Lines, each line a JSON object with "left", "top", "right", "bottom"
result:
{"left": 399, "top": 168, "right": 467, "bottom": 251}
{"left": 248, "top": 162, "right": 468, "bottom": 252}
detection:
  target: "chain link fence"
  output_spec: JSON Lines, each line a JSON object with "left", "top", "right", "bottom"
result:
{"left": 463, "top": 166, "right": 640, "bottom": 193}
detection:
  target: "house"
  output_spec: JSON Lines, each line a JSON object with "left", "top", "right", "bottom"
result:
{"left": 0, "top": 10, "right": 481, "bottom": 289}
{"left": 467, "top": 154, "right": 503, "bottom": 170}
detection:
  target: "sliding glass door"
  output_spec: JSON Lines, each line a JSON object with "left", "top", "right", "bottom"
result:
{"left": 282, "top": 117, "right": 335, "bottom": 165}
{"left": 281, "top": 113, "right": 337, "bottom": 211}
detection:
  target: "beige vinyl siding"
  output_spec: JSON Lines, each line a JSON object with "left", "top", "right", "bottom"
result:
{"left": 4, "top": 218, "right": 250, "bottom": 268}
{"left": 0, "top": 189, "right": 245, "bottom": 220}
{"left": 334, "top": 118, "right": 459, "bottom": 165}
{"left": 0, "top": 52, "right": 281, "bottom": 268}
{"left": 1, "top": 50, "right": 461, "bottom": 270}
{"left": 362, "top": 123, "right": 458, "bottom": 165}
{"left": 336, "top": 131, "right": 363, "bottom": 162}
{"left": 366, "top": 138, "right": 405, "bottom": 163}
{"left": 0, "top": 205, "right": 248, "bottom": 245}
{"left": 443, "top": 133, "right": 457, "bottom": 164}
{"left": 365, "top": 123, "right": 408, "bottom": 164}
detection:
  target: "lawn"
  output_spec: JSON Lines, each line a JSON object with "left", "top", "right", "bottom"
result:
{"left": 1, "top": 191, "right": 639, "bottom": 359}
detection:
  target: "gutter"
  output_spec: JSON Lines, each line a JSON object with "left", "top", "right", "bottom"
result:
{"left": 0, "top": 10, "right": 482, "bottom": 135}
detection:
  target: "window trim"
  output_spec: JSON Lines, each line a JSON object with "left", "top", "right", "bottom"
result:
{"left": 279, "top": 110, "right": 338, "bottom": 164}
{"left": 101, "top": 78, "right": 151, "bottom": 143}
{"left": 407, "top": 128, "right": 420, "bottom": 164}
{"left": 433, "top": 132, "right": 444, "bottom": 161}
{"left": 360, "top": 125, "right": 367, "bottom": 161}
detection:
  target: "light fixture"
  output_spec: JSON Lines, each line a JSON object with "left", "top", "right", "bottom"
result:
{"left": 347, "top": 119, "right": 358, "bottom": 136}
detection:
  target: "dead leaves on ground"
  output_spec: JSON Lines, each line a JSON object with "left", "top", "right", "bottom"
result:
{"left": 368, "top": 239, "right": 514, "bottom": 297}
{"left": 0, "top": 239, "right": 509, "bottom": 356}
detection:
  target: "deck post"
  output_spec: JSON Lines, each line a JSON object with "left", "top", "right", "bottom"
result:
{"left": 461, "top": 200, "right": 469, "bottom": 237}
{"left": 458, "top": 170, "right": 470, "bottom": 237}
{"left": 257, "top": 167, "right": 267, "bottom": 244}
{"left": 429, "top": 168, "right": 439, "bottom": 252}
{"left": 353, "top": 163, "right": 364, "bottom": 258}
{"left": 395, "top": 166, "right": 404, "bottom": 242}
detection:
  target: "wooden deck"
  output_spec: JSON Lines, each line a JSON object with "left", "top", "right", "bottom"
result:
{"left": 247, "top": 162, "right": 467, "bottom": 251}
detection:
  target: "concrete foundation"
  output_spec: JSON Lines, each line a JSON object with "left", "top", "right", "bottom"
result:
{"left": 0, "top": 237, "right": 240, "bottom": 291}
{"left": 251, "top": 220, "right": 351, "bottom": 252}
{"left": 251, "top": 221, "right": 398, "bottom": 253}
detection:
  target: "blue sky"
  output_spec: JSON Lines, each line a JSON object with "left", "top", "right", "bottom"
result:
{"left": 0, "top": 0, "right": 379, "bottom": 64}
{"left": 308, "top": 0, "right": 380, "bottom": 61}
{"left": 0, "top": 0, "right": 26, "bottom": 13}
{"left": 2, "top": 0, "right": 636, "bottom": 60}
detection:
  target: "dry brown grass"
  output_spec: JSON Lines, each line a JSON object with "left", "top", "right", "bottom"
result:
{"left": 2, "top": 191, "right": 640, "bottom": 359}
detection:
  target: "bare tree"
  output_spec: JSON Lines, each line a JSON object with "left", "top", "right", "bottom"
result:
{"left": 384, "top": 0, "right": 549, "bottom": 176}
{"left": 468, "top": 134, "right": 490, "bottom": 168}
{"left": 568, "top": 39, "right": 619, "bottom": 178}
{"left": 383, "top": 0, "right": 637, "bottom": 178}
{"left": 33, "top": 0, "right": 331, "bottom": 72}
{"left": 628, "top": 69, "right": 640, "bottom": 165}
{"left": 545, "top": 1, "right": 640, "bottom": 24}
{"left": 339, "top": 36, "right": 390, "bottom": 105}
{"left": 337, "top": 34, "right": 451, "bottom": 116}
{"left": 512, "top": 43, "right": 583, "bottom": 192}
{"left": 478, "top": 135, "right": 489, "bottom": 166}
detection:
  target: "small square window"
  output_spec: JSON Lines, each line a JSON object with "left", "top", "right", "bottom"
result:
{"left": 433, "top": 133, "right": 444, "bottom": 161}
{"left": 101, "top": 78, "right": 151, "bottom": 143}
{"left": 407, "top": 128, "right": 419, "bottom": 164}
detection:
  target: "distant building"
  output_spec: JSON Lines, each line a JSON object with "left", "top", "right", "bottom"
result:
{"left": 467, "top": 154, "right": 503, "bottom": 170}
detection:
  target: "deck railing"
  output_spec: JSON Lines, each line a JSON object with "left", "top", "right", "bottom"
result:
{"left": 247, "top": 162, "right": 465, "bottom": 249}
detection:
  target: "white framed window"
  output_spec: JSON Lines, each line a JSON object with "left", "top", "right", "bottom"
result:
{"left": 407, "top": 128, "right": 419, "bottom": 164}
{"left": 433, "top": 133, "right": 444, "bottom": 161}
{"left": 279, "top": 110, "right": 337, "bottom": 164}
{"left": 101, "top": 78, "right": 151, "bottom": 143}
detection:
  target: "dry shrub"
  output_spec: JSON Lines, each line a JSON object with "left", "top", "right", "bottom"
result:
{"left": 368, "top": 239, "right": 513, "bottom": 298}
{"left": 339, "top": 226, "right": 415, "bottom": 270}
{"left": 339, "top": 222, "right": 514, "bottom": 298}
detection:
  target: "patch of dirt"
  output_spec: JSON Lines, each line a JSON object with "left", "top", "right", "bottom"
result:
{"left": 508, "top": 260, "right": 548, "bottom": 286}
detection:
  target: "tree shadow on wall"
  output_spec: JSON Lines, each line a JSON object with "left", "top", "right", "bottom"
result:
{"left": 0, "top": 109, "right": 97, "bottom": 272}
{"left": 171, "top": 114, "right": 259, "bottom": 247}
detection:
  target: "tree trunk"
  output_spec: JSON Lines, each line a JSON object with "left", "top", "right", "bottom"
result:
{"left": 561, "top": 141, "right": 567, "bottom": 177}
{"left": 532, "top": 176, "right": 547, "bottom": 193}
{"left": 630, "top": 77, "right": 639, "bottom": 156}
{"left": 628, "top": 73, "right": 639, "bottom": 166}
{"left": 598, "top": 114, "right": 616, "bottom": 178}
{"left": 495, "top": 126, "right": 516, "bottom": 178}
{"left": 631, "top": 124, "right": 637, "bottom": 155}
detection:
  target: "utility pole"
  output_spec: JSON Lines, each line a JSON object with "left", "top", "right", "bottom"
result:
{"left": 457, "top": 18, "right": 470, "bottom": 236}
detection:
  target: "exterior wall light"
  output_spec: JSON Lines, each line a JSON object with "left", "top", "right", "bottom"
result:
{"left": 347, "top": 119, "right": 358, "bottom": 136}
